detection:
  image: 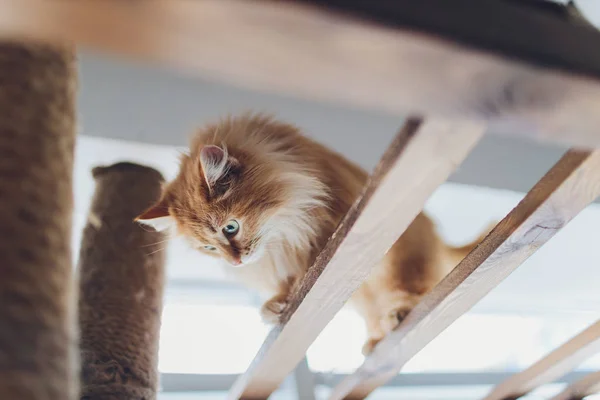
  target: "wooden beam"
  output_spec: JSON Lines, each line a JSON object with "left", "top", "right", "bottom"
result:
{"left": 227, "top": 118, "right": 484, "bottom": 399}
{"left": 2, "top": 1, "right": 600, "bottom": 147}
{"left": 551, "top": 371, "right": 600, "bottom": 400}
{"left": 483, "top": 320, "right": 600, "bottom": 400}
{"left": 328, "top": 149, "right": 600, "bottom": 400}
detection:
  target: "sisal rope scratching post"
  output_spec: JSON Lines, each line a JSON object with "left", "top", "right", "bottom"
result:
{"left": 0, "top": 41, "right": 77, "bottom": 399}
{"left": 78, "top": 162, "right": 167, "bottom": 400}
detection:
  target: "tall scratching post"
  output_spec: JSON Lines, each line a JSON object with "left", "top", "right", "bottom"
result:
{"left": 0, "top": 42, "right": 77, "bottom": 399}
{"left": 78, "top": 163, "right": 167, "bottom": 400}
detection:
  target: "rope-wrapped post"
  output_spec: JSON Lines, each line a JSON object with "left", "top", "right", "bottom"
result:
{"left": 78, "top": 162, "right": 167, "bottom": 400}
{"left": 0, "top": 41, "right": 77, "bottom": 399}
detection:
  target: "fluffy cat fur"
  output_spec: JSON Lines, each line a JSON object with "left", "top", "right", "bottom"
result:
{"left": 137, "top": 113, "right": 489, "bottom": 355}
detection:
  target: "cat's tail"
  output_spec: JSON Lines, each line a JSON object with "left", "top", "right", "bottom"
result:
{"left": 443, "top": 222, "right": 497, "bottom": 268}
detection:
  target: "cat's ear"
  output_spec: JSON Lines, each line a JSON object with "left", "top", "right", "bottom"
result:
{"left": 135, "top": 199, "right": 174, "bottom": 232}
{"left": 199, "top": 145, "right": 240, "bottom": 191}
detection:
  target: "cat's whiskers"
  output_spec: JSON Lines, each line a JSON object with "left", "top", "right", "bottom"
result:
{"left": 140, "top": 238, "right": 171, "bottom": 248}
{"left": 137, "top": 223, "right": 160, "bottom": 234}
{"left": 144, "top": 246, "right": 167, "bottom": 257}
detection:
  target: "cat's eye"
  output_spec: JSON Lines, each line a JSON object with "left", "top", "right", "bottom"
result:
{"left": 204, "top": 245, "right": 217, "bottom": 251}
{"left": 223, "top": 219, "right": 240, "bottom": 236}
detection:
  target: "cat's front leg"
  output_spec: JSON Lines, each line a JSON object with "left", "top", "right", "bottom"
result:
{"left": 259, "top": 276, "right": 297, "bottom": 324}
{"left": 378, "top": 291, "right": 421, "bottom": 334}
{"left": 260, "top": 292, "right": 290, "bottom": 324}
{"left": 362, "top": 305, "right": 412, "bottom": 355}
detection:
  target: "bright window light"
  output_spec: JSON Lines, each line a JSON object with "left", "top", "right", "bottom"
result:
{"left": 74, "top": 136, "right": 600, "bottom": 381}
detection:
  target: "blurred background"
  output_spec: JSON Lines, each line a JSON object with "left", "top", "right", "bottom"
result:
{"left": 73, "top": 1, "right": 600, "bottom": 398}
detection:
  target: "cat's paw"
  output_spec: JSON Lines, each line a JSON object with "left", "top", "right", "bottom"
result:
{"left": 362, "top": 338, "right": 381, "bottom": 356}
{"left": 260, "top": 296, "right": 288, "bottom": 324}
{"left": 380, "top": 307, "right": 412, "bottom": 333}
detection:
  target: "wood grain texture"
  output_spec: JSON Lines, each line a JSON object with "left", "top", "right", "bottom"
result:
{"left": 483, "top": 320, "right": 600, "bottom": 400}
{"left": 227, "top": 118, "right": 484, "bottom": 399}
{"left": 2, "top": 1, "right": 600, "bottom": 147}
{"left": 329, "top": 149, "right": 600, "bottom": 400}
{"left": 550, "top": 371, "right": 600, "bottom": 400}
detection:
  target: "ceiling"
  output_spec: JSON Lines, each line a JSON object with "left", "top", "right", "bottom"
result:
{"left": 77, "top": 48, "right": 569, "bottom": 195}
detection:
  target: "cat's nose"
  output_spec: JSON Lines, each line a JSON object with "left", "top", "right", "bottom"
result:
{"left": 230, "top": 257, "right": 242, "bottom": 266}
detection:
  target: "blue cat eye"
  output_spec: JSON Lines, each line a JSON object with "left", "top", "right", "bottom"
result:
{"left": 223, "top": 219, "right": 240, "bottom": 236}
{"left": 204, "top": 245, "right": 216, "bottom": 251}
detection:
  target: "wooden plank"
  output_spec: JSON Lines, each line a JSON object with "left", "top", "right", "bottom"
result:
{"left": 483, "top": 320, "right": 600, "bottom": 400}
{"left": 551, "top": 371, "right": 600, "bottom": 400}
{"left": 227, "top": 118, "right": 484, "bottom": 399}
{"left": 329, "top": 149, "right": 600, "bottom": 400}
{"left": 2, "top": 1, "right": 600, "bottom": 147}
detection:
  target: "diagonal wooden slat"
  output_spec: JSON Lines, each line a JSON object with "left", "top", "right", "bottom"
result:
{"left": 2, "top": 1, "right": 600, "bottom": 148}
{"left": 329, "top": 149, "right": 600, "bottom": 400}
{"left": 227, "top": 118, "right": 484, "bottom": 399}
{"left": 550, "top": 370, "right": 600, "bottom": 400}
{"left": 483, "top": 320, "right": 600, "bottom": 400}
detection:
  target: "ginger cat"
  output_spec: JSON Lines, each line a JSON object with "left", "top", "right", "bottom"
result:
{"left": 137, "top": 114, "right": 488, "bottom": 354}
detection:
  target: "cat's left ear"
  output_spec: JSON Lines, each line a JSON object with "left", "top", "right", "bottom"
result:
{"left": 135, "top": 198, "right": 174, "bottom": 232}
{"left": 199, "top": 145, "right": 240, "bottom": 191}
